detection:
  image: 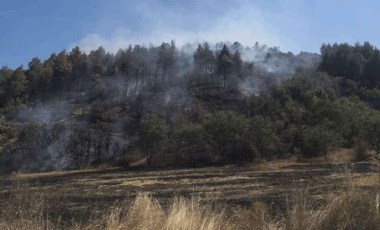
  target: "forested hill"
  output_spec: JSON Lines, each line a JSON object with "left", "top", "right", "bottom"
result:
{"left": 0, "top": 41, "right": 379, "bottom": 173}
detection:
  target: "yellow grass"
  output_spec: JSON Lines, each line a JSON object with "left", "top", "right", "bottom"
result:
{"left": 350, "top": 173, "right": 380, "bottom": 187}
{"left": 327, "top": 148, "right": 356, "bottom": 163}
{"left": 10, "top": 167, "right": 118, "bottom": 179}
{"left": 1, "top": 158, "right": 379, "bottom": 230}
{"left": 1, "top": 188, "right": 380, "bottom": 230}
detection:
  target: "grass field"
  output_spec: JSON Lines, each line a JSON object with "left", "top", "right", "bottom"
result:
{"left": 0, "top": 156, "right": 379, "bottom": 229}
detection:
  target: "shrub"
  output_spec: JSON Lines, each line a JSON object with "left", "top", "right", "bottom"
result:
{"left": 249, "top": 116, "right": 277, "bottom": 159}
{"left": 123, "top": 148, "right": 144, "bottom": 167}
{"left": 302, "top": 125, "right": 343, "bottom": 158}
{"left": 353, "top": 139, "right": 369, "bottom": 161}
{"left": 0, "top": 124, "right": 69, "bottom": 173}
{"left": 203, "top": 111, "right": 251, "bottom": 163}
{"left": 139, "top": 115, "right": 167, "bottom": 166}
{"left": 363, "top": 116, "right": 380, "bottom": 155}
{"left": 173, "top": 122, "right": 207, "bottom": 165}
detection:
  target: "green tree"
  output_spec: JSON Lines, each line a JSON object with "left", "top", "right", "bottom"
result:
{"left": 319, "top": 42, "right": 380, "bottom": 87}
{"left": 249, "top": 116, "right": 277, "bottom": 159}
{"left": 139, "top": 116, "right": 167, "bottom": 166}
{"left": 202, "top": 43, "right": 216, "bottom": 84}
{"left": 158, "top": 40, "right": 177, "bottom": 84}
{"left": 0, "top": 66, "right": 14, "bottom": 105}
{"left": 174, "top": 123, "right": 205, "bottom": 164}
{"left": 193, "top": 44, "right": 204, "bottom": 82}
{"left": 69, "top": 46, "right": 89, "bottom": 89}
{"left": 89, "top": 46, "right": 107, "bottom": 83}
{"left": 193, "top": 43, "right": 216, "bottom": 84}
{"left": 203, "top": 111, "right": 249, "bottom": 163}
{"left": 217, "top": 45, "right": 233, "bottom": 87}
{"left": 26, "top": 57, "right": 45, "bottom": 98}
{"left": 53, "top": 50, "right": 72, "bottom": 94}
{"left": 302, "top": 125, "right": 343, "bottom": 159}
{"left": 9, "top": 67, "right": 27, "bottom": 98}
{"left": 363, "top": 49, "right": 380, "bottom": 86}
{"left": 232, "top": 50, "right": 244, "bottom": 77}
{"left": 363, "top": 116, "right": 380, "bottom": 155}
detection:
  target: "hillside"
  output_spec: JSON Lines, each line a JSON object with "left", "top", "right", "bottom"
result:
{"left": 0, "top": 41, "right": 380, "bottom": 173}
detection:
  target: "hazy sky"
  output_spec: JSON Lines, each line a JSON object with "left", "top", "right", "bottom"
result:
{"left": 1, "top": 0, "right": 379, "bottom": 67}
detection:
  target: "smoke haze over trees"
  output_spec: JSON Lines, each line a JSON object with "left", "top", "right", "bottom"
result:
{"left": 0, "top": 40, "right": 380, "bottom": 172}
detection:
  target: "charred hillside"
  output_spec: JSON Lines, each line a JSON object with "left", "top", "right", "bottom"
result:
{"left": 0, "top": 41, "right": 379, "bottom": 173}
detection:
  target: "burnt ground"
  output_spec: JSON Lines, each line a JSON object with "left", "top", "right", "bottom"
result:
{"left": 0, "top": 160, "right": 379, "bottom": 222}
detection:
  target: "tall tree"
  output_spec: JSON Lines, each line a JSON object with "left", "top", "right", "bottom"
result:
{"left": 26, "top": 57, "right": 44, "bottom": 98}
{"left": 89, "top": 46, "right": 107, "bottom": 82}
{"left": 158, "top": 40, "right": 178, "bottom": 84}
{"left": 53, "top": 50, "right": 72, "bottom": 94}
{"left": 0, "top": 66, "right": 14, "bottom": 104}
{"left": 9, "top": 66, "right": 27, "bottom": 98}
{"left": 232, "top": 50, "right": 244, "bottom": 77}
{"left": 69, "top": 46, "right": 89, "bottom": 90}
{"left": 363, "top": 50, "right": 380, "bottom": 86}
{"left": 217, "top": 45, "right": 233, "bottom": 87}
{"left": 193, "top": 44, "right": 204, "bottom": 82}
{"left": 203, "top": 43, "right": 216, "bottom": 84}
{"left": 193, "top": 43, "right": 216, "bottom": 84}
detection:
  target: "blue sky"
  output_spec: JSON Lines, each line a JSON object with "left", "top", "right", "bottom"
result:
{"left": 1, "top": 0, "right": 380, "bottom": 68}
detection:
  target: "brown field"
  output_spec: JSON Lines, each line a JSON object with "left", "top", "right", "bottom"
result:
{"left": 0, "top": 155, "right": 379, "bottom": 229}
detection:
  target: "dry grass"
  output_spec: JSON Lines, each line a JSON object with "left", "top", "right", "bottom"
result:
{"left": 0, "top": 188, "right": 229, "bottom": 230}
{"left": 283, "top": 191, "right": 380, "bottom": 230}
{"left": 318, "top": 192, "right": 380, "bottom": 230}
{"left": 349, "top": 173, "right": 380, "bottom": 187}
{"left": 327, "top": 148, "right": 356, "bottom": 163}
{"left": 1, "top": 160, "right": 379, "bottom": 230}
{"left": 230, "top": 201, "right": 271, "bottom": 230}
{"left": 1, "top": 187, "right": 380, "bottom": 230}
{"left": 0, "top": 181, "right": 52, "bottom": 230}
{"left": 103, "top": 193, "right": 228, "bottom": 230}
{"left": 104, "top": 168, "right": 380, "bottom": 230}
{"left": 10, "top": 167, "right": 118, "bottom": 179}
{"left": 256, "top": 156, "right": 300, "bottom": 171}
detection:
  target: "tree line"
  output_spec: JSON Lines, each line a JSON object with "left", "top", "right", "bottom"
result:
{"left": 0, "top": 41, "right": 380, "bottom": 172}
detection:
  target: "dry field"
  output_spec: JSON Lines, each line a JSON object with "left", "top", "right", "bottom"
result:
{"left": 0, "top": 155, "right": 379, "bottom": 229}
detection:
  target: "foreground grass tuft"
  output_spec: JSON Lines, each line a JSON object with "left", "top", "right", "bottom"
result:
{"left": 103, "top": 193, "right": 227, "bottom": 230}
{"left": 1, "top": 183, "right": 380, "bottom": 229}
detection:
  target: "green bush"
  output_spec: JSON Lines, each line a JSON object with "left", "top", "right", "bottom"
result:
{"left": 248, "top": 116, "right": 278, "bottom": 159}
{"left": 302, "top": 125, "right": 343, "bottom": 158}
{"left": 174, "top": 122, "right": 207, "bottom": 165}
{"left": 203, "top": 111, "right": 251, "bottom": 163}
{"left": 139, "top": 115, "right": 167, "bottom": 166}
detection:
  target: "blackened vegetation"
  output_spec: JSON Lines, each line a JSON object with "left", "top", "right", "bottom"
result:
{"left": 0, "top": 41, "right": 379, "bottom": 173}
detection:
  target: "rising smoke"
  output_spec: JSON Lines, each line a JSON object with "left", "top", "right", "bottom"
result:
{"left": 0, "top": 40, "right": 320, "bottom": 172}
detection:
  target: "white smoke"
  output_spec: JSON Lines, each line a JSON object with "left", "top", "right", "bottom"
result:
{"left": 14, "top": 100, "right": 72, "bottom": 125}
{"left": 71, "top": 3, "right": 282, "bottom": 53}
